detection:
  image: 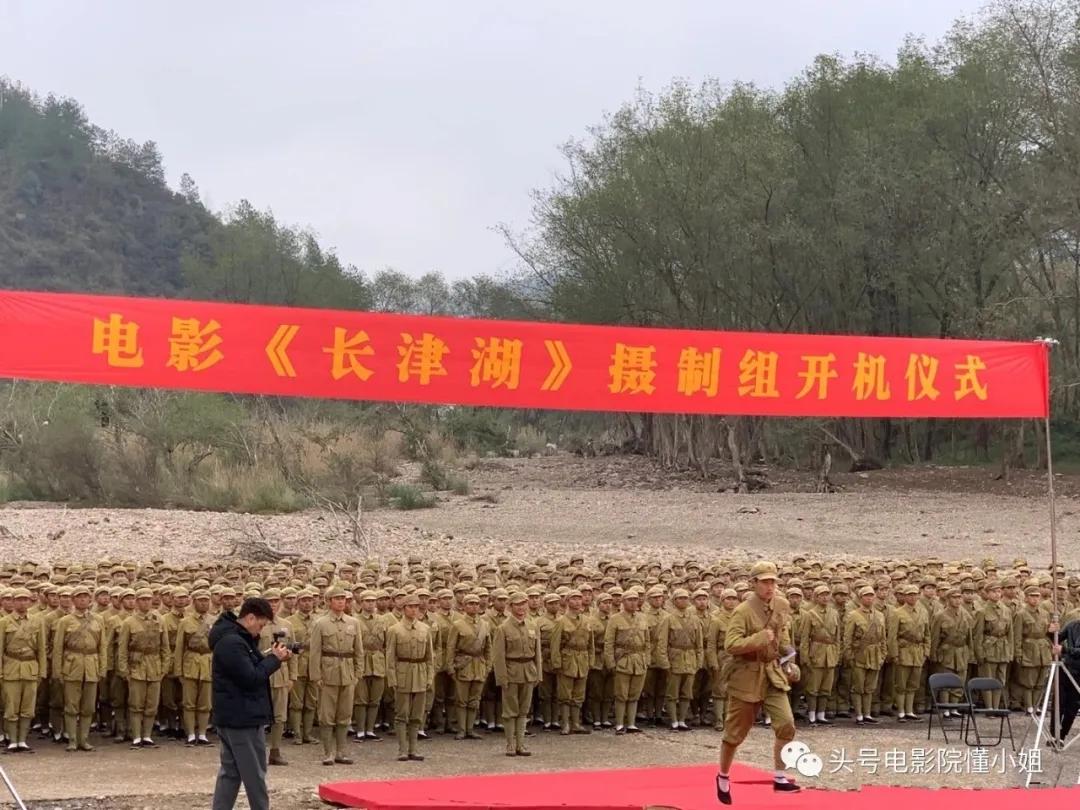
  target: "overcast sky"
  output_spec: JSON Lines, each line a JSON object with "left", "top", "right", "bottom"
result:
{"left": 2, "top": 0, "right": 990, "bottom": 281}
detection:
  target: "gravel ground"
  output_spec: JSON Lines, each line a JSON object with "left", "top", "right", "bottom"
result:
{"left": 0, "top": 715, "right": 1075, "bottom": 808}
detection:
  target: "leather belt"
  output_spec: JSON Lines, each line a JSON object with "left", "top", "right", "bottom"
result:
{"left": 321, "top": 651, "right": 354, "bottom": 659}
{"left": 395, "top": 656, "right": 429, "bottom": 663}
{"left": 507, "top": 656, "right": 537, "bottom": 663}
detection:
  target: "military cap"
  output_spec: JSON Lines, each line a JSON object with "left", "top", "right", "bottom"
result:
{"left": 671, "top": 588, "right": 691, "bottom": 600}
{"left": 67, "top": 584, "right": 89, "bottom": 598}
{"left": 749, "top": 561, "right": 779, "bottom": 581}
{"left": 133, "top": 587, "right": 153, "bottom": 599}
{"left": 509, "top": 592, "right": 528, "bottom": 605}
{"left": 812, "top": 584, "right": 832, "bottom": 596}
{"left": 490, "top": 588, "right": 509, "bottom": 600}
{"left": 1024, "top": 584, "right": 1042, "bottom": 596}
{"left": 452, "top": 582, "right": 471, "bottom": 593}
{"left": 402, "top": 594, "right": 421, "bottom": 607}
{"left": 786, "top": 586, "right": 804, "bottom": 597}
{"left": 263, "top": 588, "right": 282, "bottom": 600}
{"left": 856, "top": 585, "right": 875, "bottom": 598}
{"left": 608, "top": 587, "right": 624, "bottom": 597}
{"left": 543, "top": 592, "right": 561, "bottom": 604}
{"left": 692, "top": 588, "right": 710, "bottom": 599}
{"left": 191, "top": 589, "right": 210, "bottom": 600}
{"left": 325, "top": 585, "right": 348, "bottom": 599}
{"left": 463, "top": 594, "right": 481, "bottom": 605}
{"left": 832, "top": 584, "right": 850, "bottom": 595}
{"left": 11, "top": 588, "right": 32, "bottom": 600}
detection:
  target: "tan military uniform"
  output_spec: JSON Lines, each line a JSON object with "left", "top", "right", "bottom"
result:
{"left": 309, "top": 609, "right": 364, "bottom": 761}
{"left": 973, "top": 599, "right": 1012, "bottom": 708}
{"left": 585, "top": 605, "right": 613, "bottom": 728}
{"left": 722, "top": 590, "right": 796, "bottom": 748}
{"left": 929, "top": 604, "right": 973, "bottom": 704}
{"left": 173, "top": 610, "right": 214, "bottom": 740}
{"left": 886, "top": 593, "right": 929, "bottom": 718}
{"left": 603, "top": 607, "right": 649, "bottom": 731}
{"left": 446, "top": 604, "right": 491, "bottom": 739}
{"left": 798, "top": 599, "right": 840, "bottom": 718}
{"left": 492, "top": 608, "right": 541, "bottom": 755}
{"left": 355, "top": 609, "right": 388, "bottom": 738}
{"left": 287, "top": 606, "right": 317, "bottom": 742}
{"left": 536, "top": 606, "right": 560, "bottom": 727}
{"left": 843, "top": 602, "right": 886, "bottom": 719}
{"left": 655, "top": 603, "right": 704, "bottom": 728}
{"left": 550, "top": 607, "right": 593, "bottom": 734}
{"left": 53, "top": 607, "right": 107, "bottom": 750}
{"left": 1013, "top": 600, "right": 1053, "bottom": 711}
{"left": 0, "top": 609, "right": 47, "bottom": 747}
{"left": 386, "top": 613, "right": 435, "bottom": 759}
{"left": 117, "top": 606, "right": 170, "bottom": 742}
{"left": 705, "top": 605, "right": 735, "bottom": 730}
{"left": 259, "top": 617, "right": 298, "bottom": 757}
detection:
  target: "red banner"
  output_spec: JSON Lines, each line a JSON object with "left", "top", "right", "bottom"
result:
{"left": 0, "top": 290, "right": 1049, "bottom": 418}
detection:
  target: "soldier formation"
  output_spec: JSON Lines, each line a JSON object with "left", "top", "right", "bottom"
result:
{"left": 0, "top": 552, "right": 1074, "bottom": 767}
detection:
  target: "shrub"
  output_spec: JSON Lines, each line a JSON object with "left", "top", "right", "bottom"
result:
{"left": 514, "top": 425, "right": 548, "bottom": 456}
{"left": 421, "top": 460, "right": 451, "bottom": 490}
{"left": 449, "top": 475, "right": 470, "bottom": 495}
{"left": 388, "top": 483, "right": 436, "bottom": 510}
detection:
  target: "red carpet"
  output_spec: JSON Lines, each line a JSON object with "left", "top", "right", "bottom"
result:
{"left": 318, "top": 763, "right": 1077, "bottom": 810}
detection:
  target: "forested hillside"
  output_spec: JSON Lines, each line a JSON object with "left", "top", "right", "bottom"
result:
{"left": 1, "top": 0, "right": 1078, "bottom": 511}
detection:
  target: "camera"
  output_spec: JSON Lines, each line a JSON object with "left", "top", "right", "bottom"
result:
{"left": 272, "top": 630, "right": 303, "bottom": 654}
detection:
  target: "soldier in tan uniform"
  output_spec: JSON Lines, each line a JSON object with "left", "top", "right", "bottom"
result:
{"left": 536, "top": 593, "right": 561, "bottom": 729}
{"left": 447, "top": 593, "right": 491, "bottom": 740}
{"left": 309, "top": 585, "right": 364, "bottom": 765}
{"left": 603, "top": 588, "right": 649, "bottom": 734}
{"left": 386, "top": 593, "right": 435, "bottom": 761}
{"left": 717, "top": 561, "right": 800, "bottom": 804}
{"left": 117, "top": 588, "right": 170, "bottom": 747}
{"left": 929, "top": 587, "right": 974, "bottom": 712}
{"left": 107, "top": 588, "right": 135, "bottom": 741}
{"left": 354, "top": 590, "right": 387, "bottom": 741}
{"left": 287, "top": 589, "right": 318, "bottom": 744}
{"left": 0, "top": 587, "right": 46, "bottom": 751}
{"left": 492, "top": 591, "right": 541, "bottom": 756}
{"left": 1013, "top": 584, "right": 1057, "bottom": 715}
{"left": 843, "top": 585, "right": 885, "bottom": 725}
{"left": 158, "top": 586, "right": 186, "bottom": 739}
{"left": 972, "top": 579, "right": 1013, "bottom": 708}
{"left": 53, "top": 584, "right": 107, "bottom": 751}
{"left": 641, "top": 586, "right": 668, "bottom": 726}
{"left": 550, "top": 589, "right": 593, "bottom": 735}
{"left": 585, "top": 592, "right": 614, "bottom": 729}
{"left": 705, "top": 588, "right": 738, "bottom": 731}
{"left": 799, "top": 584, "right": 839, "bottom": 725}
{"left": 259, "top": 589, "right": 297, "bottom": 766}
{"left": 428, "top": 588, "right": 455, "bottom": 734}
{"left": 656, "top": 588, "right": 704, "bottom": 731}
{"left": 887, "top": 583, "right": 929, "bottom": 722}
{"left": 173, "top": 588, "right": 214, "bottom": 745}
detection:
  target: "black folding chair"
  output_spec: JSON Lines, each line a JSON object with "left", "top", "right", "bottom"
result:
{"left": 927, "top": 672, "right": 972, "bottom": 743}
{"left": 964, "top": 676, "right": 1015, "bottom": 751}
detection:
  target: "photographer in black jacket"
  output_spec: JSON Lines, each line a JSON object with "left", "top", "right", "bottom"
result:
{"left": 209, "top": 598, "right": 293, "bottom": 810}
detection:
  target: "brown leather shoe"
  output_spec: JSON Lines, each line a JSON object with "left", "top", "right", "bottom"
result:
{"left": 268, "top": 748, "right": 288, "bottom": 766}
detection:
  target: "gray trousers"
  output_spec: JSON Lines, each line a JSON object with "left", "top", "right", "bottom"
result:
{"left": 212, "top": 726, "right": 269, "bottom": 810}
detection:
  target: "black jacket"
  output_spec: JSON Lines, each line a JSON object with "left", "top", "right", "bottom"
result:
{"left": 1063, "top": 620, "right": 1080, "bottom": 676}
{"left": 209, "top": 612, "right": 282, "bottom": 728}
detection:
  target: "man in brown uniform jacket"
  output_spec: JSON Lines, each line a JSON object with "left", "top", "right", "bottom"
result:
{"left": 446, "top": 593, "right": 491, "bottom": 739}
{"left": 386, "top": 593, "right": 435, "bottom": 761}
{"left": 309, "top": 585, "right": 364, "bottom": 765}
{"left": 53, "top": 584, "right": 107, "bottom": 751}
{"left": 716, "top": 561, "right": 800, "bottom": 805}
{"left": 117, "top": 588, "right": 171, "bottom": 747}
{"left": 0, "top": 588, "right": 47, "bottom": 751}
{"left": 550, "top": 589, "right": 593, "bottom": 735}
{"left": 493, "top": 592, "right": 541, "bottom": 756}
